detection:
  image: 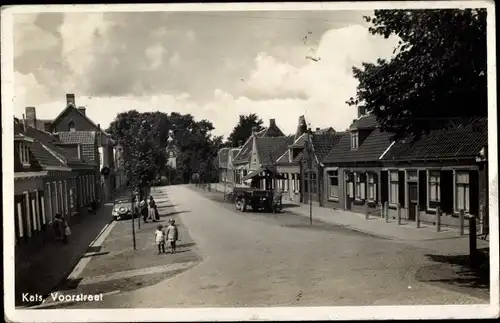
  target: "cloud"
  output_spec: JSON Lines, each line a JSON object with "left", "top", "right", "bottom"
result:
{"left": 12, "top": 10, "right": 398, "bottom": 137}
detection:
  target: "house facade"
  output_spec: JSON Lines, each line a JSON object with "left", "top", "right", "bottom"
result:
{"left": 25, "top": 93, "right": 118, "bottom": 202}
{"left": 380, "top": 117, "right": 488, "bottom": 229}
{"left": 14, "top": 118, "right": 96, "bottom": 250}
{"left": 230, "top": 119, "right": 286, "bottom": 186}
{"left": 321, "top": 114, "right": 392, "bottom": 215}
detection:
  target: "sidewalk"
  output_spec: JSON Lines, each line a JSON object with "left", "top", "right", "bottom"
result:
{"left": 15, "top": 188, "right": 129, "bottom": 307}
{"left": 207, "top": 183, "right": 489, "bottom": 246}
{"left": 36, "top": 187, "right": 201, "bottom": 308}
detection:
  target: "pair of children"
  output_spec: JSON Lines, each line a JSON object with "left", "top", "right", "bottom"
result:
{"left": 155, "top": 219, "right": 179, "bottom": 254}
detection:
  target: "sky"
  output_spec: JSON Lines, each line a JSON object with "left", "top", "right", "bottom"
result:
{"left": 12, "top": 9, "right": 400, "bottom": 138}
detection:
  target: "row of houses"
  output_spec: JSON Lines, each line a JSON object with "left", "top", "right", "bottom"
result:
{"left": 14, "top": 93, "right": 127, "bottom": 250}
{"left": 217, "top": 111, "right": 489, "bottom": 229}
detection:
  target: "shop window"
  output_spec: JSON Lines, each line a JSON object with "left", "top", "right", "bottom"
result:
{"left": 368, "top": 173, "right": 377, "bottom": 201}
{"left": 455, "top": 171, "right": 470, "bottom": 212}
{"left": 428, "top": 170, "right": 441, "bottom": 204}
{"left": 328, "top": 170, "right": 339, "bottom": 200}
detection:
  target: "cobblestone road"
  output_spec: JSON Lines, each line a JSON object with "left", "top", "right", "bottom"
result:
{"left": 63, "top": 185, "right": 488, "bottom": 308}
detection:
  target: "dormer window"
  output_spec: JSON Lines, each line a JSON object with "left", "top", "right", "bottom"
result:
{"left": 351, "top": 131, "right": 359, "bottom": 149}
{"left": 68, "top": 121, "right": 76, "bottom": 132}
{"left": 19, "top": 142, "right": 30, "bottom": 165}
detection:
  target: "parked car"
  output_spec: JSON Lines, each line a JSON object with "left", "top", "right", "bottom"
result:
{"left": 112, "top": 198, "right": 136, "bottom": 221}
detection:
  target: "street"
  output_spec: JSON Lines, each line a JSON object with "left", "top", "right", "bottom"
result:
{"left": 51, "top": 185, "right": 487, "bottom": 308}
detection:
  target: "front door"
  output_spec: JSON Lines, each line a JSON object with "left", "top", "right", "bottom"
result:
{"left": 408, "top": 182, "right": 418, "bottom": 220}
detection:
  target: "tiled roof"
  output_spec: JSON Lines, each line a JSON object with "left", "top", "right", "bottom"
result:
{"left": 30, "top": 141, "right": 67, "bottom": 168}
{"left": 256, "top": 135, "right": 295, "bottom": 165}
{"left": 232, "top": 138, "right": 254, "bottom": 164}
{"left": 350, "top": 114, "right": 378, "bottom": 130}
{"left": 257, "top": 125, "right": 285, "bottom": 138}
{"left": 25, "top": 126, "right": 85, "bottom": 165}
{"left": 323, "top": 128, "right": 393, "bottom": 164}
{"left": 218, "top": 148, "right": 229, "bottom": 168}
{"left": 58, "top": 131, "right": 96, "bottom": 145}
{"left": 311, "top": 132, "right": 345, "bottom": 162}
{"left": 383, "top": 117, "right": 487, "bottom": 160}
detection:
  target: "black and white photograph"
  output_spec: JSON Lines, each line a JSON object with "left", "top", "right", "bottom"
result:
{"left": 2, "top": 1, "right": 498, "bottom": 321}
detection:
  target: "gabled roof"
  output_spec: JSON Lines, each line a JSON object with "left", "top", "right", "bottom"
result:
{"left": 218, "top": 147, "right": 230, "bottom": 168}
{"left": 311, "top": 132, "right": 345, "bottom": 163}
{"left": 383, "top": 117, "right": 487, "bottom": 161}
{"left": 256, "top": 135, "right": 295, "bottom": 165}
{"left": 52, "top": 103, "right": 111, "bottom": 138}
{"left": 323, "top": 128, "right": 393, "bottom": 164}
{"left": 57, "top": 131, "right": 96, "bottom": 145}
{"left": 276, "top": 150, "right": 291, "bottom": 164}
{"left": 232, "top": 137, "right": 254, "bottom": 165}
{"left": 256, "top": 125, "right": 285, "bottom": 138}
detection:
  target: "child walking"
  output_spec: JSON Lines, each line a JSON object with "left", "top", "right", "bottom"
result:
{"left": 166, "top": 219, "right": 179, "bottom": 254}
{"left": 154, "top": 224, "right": 166, "bottom": 254}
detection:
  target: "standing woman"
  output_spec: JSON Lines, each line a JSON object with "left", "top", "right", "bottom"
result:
{"left": 148, "top": 196, "right": 156, "bottom": 222}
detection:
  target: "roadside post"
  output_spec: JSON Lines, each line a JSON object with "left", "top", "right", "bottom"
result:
{"left": 469, "top": 213, "right": 477, "bottom": 268}
{"left": 459, "top": 209, "right": 465, "bottom": 236}
{"left": 397, "top": 203, "right": 401, "bottom": 225}
{"left": 415, "top": 205, "right": 420, "bottom": 228}
{"left": 436, "top": 207, "right": 441, "bottom": 232}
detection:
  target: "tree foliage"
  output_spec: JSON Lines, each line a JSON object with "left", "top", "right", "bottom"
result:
{"left": 226, "top": 113, "right": 264, "bottom": 147}
{"left": 107, "top": 110, "right": 222, "bottom": 191}
{"left": 347, "top": 9, "right": 487, "bottom": 140}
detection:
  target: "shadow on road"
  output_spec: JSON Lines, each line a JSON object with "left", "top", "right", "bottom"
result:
{"left": 415, "top": 247, "right": 490, "bottom": 300}
{"left": 164, "top": 211, "right": 190, "bottom": 217}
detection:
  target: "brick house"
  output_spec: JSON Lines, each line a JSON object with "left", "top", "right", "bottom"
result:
{"left": 380, "top": 117, "right": 488, "bottom": 229}
{"left": 14, "top": 118, "right": 96, "bottom": 250}
{"left": 321, "top": 113, "right": 393, "bottom": 215}
{"left": 24, "top": 93, "right": 118, "bottom": 202}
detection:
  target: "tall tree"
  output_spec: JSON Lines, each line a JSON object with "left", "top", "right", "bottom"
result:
{"left": 226, "top": 113, "right": 264, "bottom": 147}
{"left": 347, "top": 9, "right": 487, "bottom": 140}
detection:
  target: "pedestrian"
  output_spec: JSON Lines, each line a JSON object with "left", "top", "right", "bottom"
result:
{"left": 154, "top": 224, "right": 166, "bottom": 254}
{"left": 63, "top": 220, "right": 71, "bottom": 244}
{"left": 148, "top": 196, "right": 156, "bottom": 222}
{"left": 140, "top": 199, "right": 148, "bottom": 223}
{"left": 53, "top": 213, "right": 63, "bottom": 241}
{"left": 166, "top": 219, "right": 179, "bottom": 254}
{"left": 154, "top": 204, "right": 160, "bottom": 221}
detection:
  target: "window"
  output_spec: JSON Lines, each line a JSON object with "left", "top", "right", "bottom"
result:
{"left": 351, "top": 131, "right": 359, "bottom": 149}
{"left": 389, "top": 171, "right": 399, "bottom": 205}
{"left": 355, "top": 173, "right": 366, "bottom": 200}
{"left": 368, "top": 173, "right": 376, "bottom": 201}
{"left": 328, "top": 170, "right": 339, "bottom": 199}
{"left": 407, "top": 170, "right": 418, "bottom": 181}
{"left": 68, "top": 121, "right": 76, "bottom": 132}
{"left": 19, "top": 142, "right": 30, "bottom": 165}
{"left": 455, "top": 171, "right": 470, "bottom": 212}
{"left": 429, "top": 171, "right": 441, "bottom": 203}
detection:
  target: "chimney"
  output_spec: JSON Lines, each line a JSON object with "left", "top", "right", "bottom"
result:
{"left": 295, "top": 115, "right": 307, "bottom": 141}
{"left": 44, "top": 122, "right": 52, "bottom": 133}
{"left": 78, "top": 106, "right": 86, "bottom": 115}
{"left": 357, "top": 106, "right": 366, "bottom": 118}
{"left": 316, "top": 127, "right": 320, "bottom": 132}
{"left": 269, "top": 119, "right": 276, "bottom": 128}
{"left": 66, "top": 93, "right": 76, "bottom": 106}
{"left": 25, "top": 106, "right": 37, "bottom": 128}
{"left": 251, "top": 126, "right": 258, "bottom": 134}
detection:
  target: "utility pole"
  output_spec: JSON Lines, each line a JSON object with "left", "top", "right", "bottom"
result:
{"left": 131, "top": 189, "right": 137, "bottom": 250}
{"left": 307, "top": 128, "right": 313, "bottom": 225}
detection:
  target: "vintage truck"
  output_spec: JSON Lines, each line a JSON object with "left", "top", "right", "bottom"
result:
{"left": 231, "top": 187, "right": 282, "bottom": 213}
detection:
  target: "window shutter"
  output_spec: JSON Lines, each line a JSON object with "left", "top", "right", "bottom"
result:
{"left": 380, "top": 171, "right": 388, "bottom": 204}
{"left": 398, "top": 171, "right": 405, "bottom": 208}
{"left": 418, "top": 170, "right": 427, "bottom": 210}
{"left": 440, "top": 170, "right": 454, "bottom": 214}
{"left": 469, "top": 170, "right": 479, "bottom": 216}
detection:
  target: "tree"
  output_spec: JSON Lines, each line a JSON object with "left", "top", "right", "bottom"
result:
{"left": 226, "top": 113, "right": 264, "bottom": 147}
{"left": 347, "top": 9, "right": 487, "bottom": 140}
{"left": 108, "top": 110, "right": 223, "bottom": 189}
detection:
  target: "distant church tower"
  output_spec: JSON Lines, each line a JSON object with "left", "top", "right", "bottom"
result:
{"left": 166, "top": 130, "right": 179, "bottom": 169}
